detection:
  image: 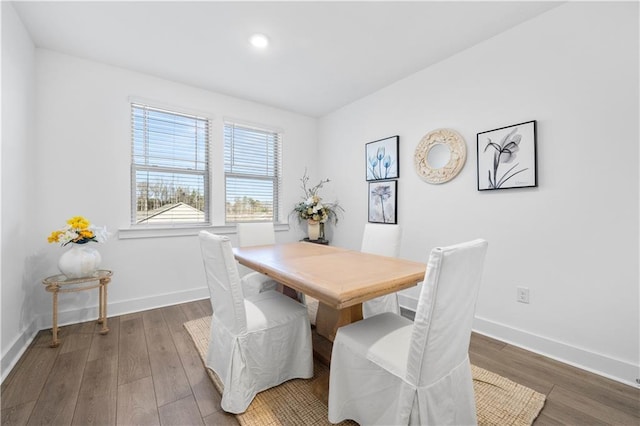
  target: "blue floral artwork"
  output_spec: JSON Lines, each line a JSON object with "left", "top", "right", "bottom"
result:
{"left": 477, "top": 121, "right": 537, "bottom": 190}
{"left": 366, "top": 136, "right": 399, "bottom": 181}
{"left": 368, "top": 180, "right": 397, "bottom": 224}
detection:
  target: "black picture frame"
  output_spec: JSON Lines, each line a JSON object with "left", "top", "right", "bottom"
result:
{"left": 368, "top": 180, "right": 397, "bottom": 224}
{"left": 477, "top": 120, "right": 537, "bottom": 191}
{"left": 365, "top": 135, "right": 399, "bottom": 181}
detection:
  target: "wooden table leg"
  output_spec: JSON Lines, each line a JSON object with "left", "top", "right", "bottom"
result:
{"left": 311, "top": 330, "right": 334, "bottom": 404}
{"left": 311, "top": 370, "right": 330, "bottom": 406}
{"left": 51, "top": 290, "right": 59, "bottom": 348}
{"left": 313, "top": 302, "right": 363, "bottom": 402}
{"left": 315, "top": 302, "right": 363, "bottom": 342}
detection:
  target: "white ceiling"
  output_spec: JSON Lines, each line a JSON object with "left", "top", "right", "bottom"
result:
{"left": 12, "top": 1, "right": 561, "bottom": 117}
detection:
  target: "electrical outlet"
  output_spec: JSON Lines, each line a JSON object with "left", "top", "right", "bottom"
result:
{"left": 517, "top": 287, "right": 530, "bottom": 304}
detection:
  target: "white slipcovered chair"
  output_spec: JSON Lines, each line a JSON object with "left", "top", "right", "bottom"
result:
{"left": 361, "top": 223, "right": 402, "bottom": 318}
{"left": 198, "top": 231, "right": 313, "bottom": 414}
{"left": 237, "top": 221, "right": 276, "bottom": 247}
{"left": 328, "top": 239, "right": 488, "bottom": 425}
{"left": 236, "top": 222, "right": 278, "bottom": 297}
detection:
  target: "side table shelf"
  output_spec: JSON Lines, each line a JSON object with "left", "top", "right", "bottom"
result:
{"left": 42, "top": 269, "right": 112, "bottom": 348}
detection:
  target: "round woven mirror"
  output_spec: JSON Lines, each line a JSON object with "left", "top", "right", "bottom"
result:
{"left": 414, "top": 128, "right": 467, "bottom": 184}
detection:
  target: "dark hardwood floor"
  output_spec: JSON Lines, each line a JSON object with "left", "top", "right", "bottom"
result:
{"left": 2, "top": 300, "right": 638, "bottom": 425}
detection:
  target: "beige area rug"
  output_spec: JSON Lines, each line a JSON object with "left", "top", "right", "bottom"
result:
{"left": 184, "top": 317, "right": 545, "bottom": 426}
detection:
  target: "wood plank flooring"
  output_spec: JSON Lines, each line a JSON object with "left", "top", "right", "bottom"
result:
{"left": 2, "top": 300, "right": 638, "bottom": 425}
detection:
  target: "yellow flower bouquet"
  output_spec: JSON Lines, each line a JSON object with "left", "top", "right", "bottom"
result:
{"left": 47, "top": 216, "right": 108, "bottom": 246}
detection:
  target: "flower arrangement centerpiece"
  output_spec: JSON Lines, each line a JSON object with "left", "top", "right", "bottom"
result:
{"left": 48, "top": 216, "right": 108, "bottom": 278}
{"left": 292, "top": 170, "right": 343, "bottom": 241}
{"left": 48, "top": 216, "right": 108, "bottom": 246}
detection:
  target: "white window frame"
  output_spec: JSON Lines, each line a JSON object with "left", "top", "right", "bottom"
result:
{"left": 130, "top": 101, "right": 211, "bottom": 228}
{"left": 223, "top": 120, "right": 283, "bottom": 224}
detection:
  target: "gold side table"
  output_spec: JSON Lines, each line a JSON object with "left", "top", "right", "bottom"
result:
{"left": 42, "top": 269, "right": 112, "bottom": 348}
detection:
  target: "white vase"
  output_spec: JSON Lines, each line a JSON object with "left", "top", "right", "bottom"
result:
{"left": 58, "top": 244, "right": 102, "bottom": 279}
{"left": 307, "top": 220, "right": 320, "bottom": 241}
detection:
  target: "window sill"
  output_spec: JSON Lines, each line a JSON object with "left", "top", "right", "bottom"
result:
{"left": 118, "top": 223, "right": 290, "bottom": 240}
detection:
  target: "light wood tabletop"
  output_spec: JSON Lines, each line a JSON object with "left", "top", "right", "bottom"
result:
{"left": 233, "top": 241, "right": 426, "bottom": 341}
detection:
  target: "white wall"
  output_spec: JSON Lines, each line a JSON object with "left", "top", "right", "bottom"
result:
{"left": 31, "top": 48, "right": 318, "bottom": 316}
{"left": 318, "top": 2, "right": 639, "bottom": 386}
{"left": 1, "top": 42, "right": 318, "bottom": 379}
{"left": 1, "top": 2, "right": 38, "bottom": 380}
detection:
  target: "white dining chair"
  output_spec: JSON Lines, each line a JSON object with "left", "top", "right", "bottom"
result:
{"left": 236, "top": 222, "right": 279, "bottom": 297}
{"left": 198, "top": 231, "right": 313, "bottom": 414}
{"left": 361, "top": 223, "right": 402, "bottom": 318}
{"left": 237, "top": 221, "right": 276, "bottom": 247}
{"left": 328, "top": 239, "right": 488, "bottom": 425}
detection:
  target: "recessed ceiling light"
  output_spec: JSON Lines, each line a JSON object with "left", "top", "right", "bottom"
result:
{"left": 250, "top": 33, "right": 269, "bottom": 49}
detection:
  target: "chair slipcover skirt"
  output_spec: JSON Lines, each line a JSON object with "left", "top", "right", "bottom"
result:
{"left": 329, "top": 314, "right": 476, "bottom": 425}
{"left": 207, "top": 290, "right": 313, "bottom": 413}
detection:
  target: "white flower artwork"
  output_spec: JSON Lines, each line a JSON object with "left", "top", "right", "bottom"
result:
{"left": 366, "top": 136, "right": 399, "bottom": 181}
{"left": 368, "top": 180, "right": 397, "bottom": 224}
{"left": 476, "top": 120, "right": 537, "bottom": 190}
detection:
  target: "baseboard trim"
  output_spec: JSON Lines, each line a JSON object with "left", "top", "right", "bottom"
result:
{"left": 1, "top": 319, "right": 39, "bottom": 383}
{"left": 398, "top": 295, "right": 639, "bottom": 388}
{"left": 1, "top": 286, "right": 210, "bottom": 384}
{"left": 100, "top": 287, "right": 210, "bottom": 320}
{"left": 473, "top": 316, "right": 639, "bottom": 388}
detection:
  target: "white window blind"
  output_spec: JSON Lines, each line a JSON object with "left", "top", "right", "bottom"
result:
{"left": 224, "top": 122, "right": 282, "bottom": 223}
{"left": 131, "top": 103, "right": 210, "bottom": 225}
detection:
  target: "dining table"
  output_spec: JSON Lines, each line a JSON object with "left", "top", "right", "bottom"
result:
{"left": 233, "top": 241, "right": 426, "bottom": 343}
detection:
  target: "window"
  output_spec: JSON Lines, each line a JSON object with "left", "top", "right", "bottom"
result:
{"left": 131, "top": 103, "right": 210, "bottom": 226}
{"left": 224, "top": 121, "right": 282, "bottom": 223}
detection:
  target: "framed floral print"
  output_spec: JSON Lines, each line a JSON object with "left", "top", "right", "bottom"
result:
{"left": 366, "top": 135, "right": 399, "bottom": 181}
{"left": 477, "top": 120, "right": 537, "bottom": 190}
{"left": 368, "top": 180, "right": 397, "bottom": 224}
